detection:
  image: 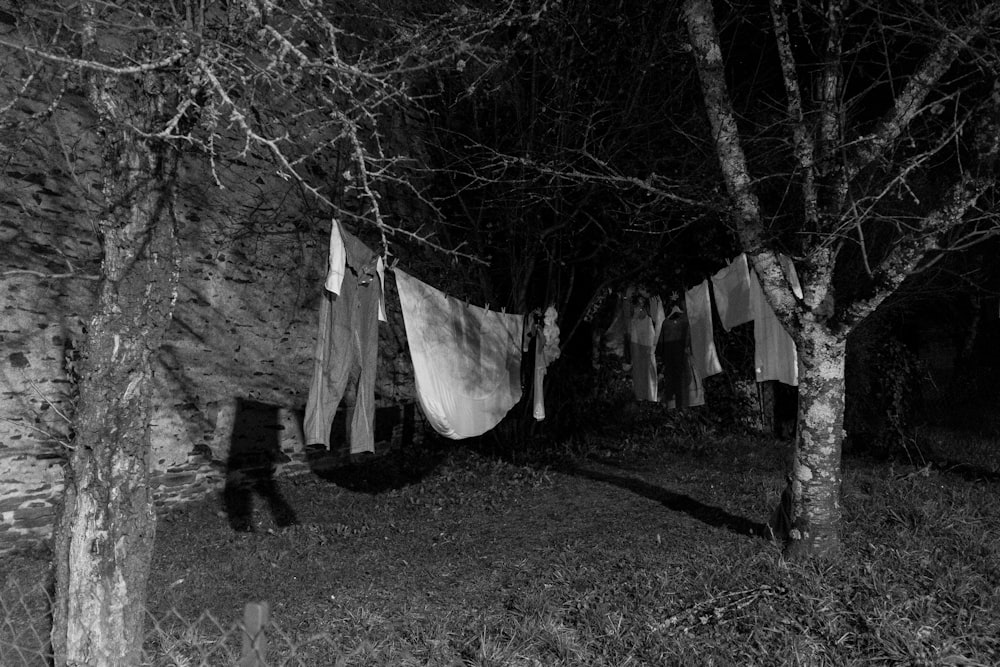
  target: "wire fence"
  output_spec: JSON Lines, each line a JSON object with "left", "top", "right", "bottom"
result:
{"left": 1, "top": 578, "right": 340, "bottom": 666}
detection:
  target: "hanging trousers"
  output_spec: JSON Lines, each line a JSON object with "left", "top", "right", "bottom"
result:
{"left": 304, "top": 234, "right": 382, "bottom": 453}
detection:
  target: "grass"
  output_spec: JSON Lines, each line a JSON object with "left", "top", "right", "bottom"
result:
{"left": 2, "top": 399, "right": 999, "bottom": 666}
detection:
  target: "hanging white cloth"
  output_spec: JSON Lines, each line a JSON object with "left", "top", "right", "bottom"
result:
{"left": 376, "top": 257, "right": 386, "bottom": 322}
{"left": 323, "top": 219, "right": 347, "bottom": 295}
{"left": 684, "top": 280, "right": 723, "bottom": 381}
{"left": 394, "top": 268, "right": 524, "bottom": 439}
{"left": 525, "top": 306, "right": 560, "bottom": 421}
{"left": 749, "top": 271, "right": 798, "bottom": 386}
{"left": 626, "top": 290, "right": 665, "bottom": 402}
{"left": 710, "top": 254, "right": 753, "bottom": 331}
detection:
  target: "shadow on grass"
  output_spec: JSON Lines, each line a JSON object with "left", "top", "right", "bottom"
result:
{"left": 307, "top": 446, "right": 446, "bottom": 494}
{"left": 306, "top": 404, "right": 447, "bottom": 493}
{"left": 568, "top": 466, "right": 770, "bottom": 539}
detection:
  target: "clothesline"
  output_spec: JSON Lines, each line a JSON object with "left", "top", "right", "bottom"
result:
{"left": 305, "top": 219, "right": 557, "bottom": 449}
{"left": 607, "top": 252, "right": 800, "bottom": 406}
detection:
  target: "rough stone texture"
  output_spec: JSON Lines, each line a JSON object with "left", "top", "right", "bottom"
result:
{"left": 0, "top": 89, "right": 422, "bottom": 553}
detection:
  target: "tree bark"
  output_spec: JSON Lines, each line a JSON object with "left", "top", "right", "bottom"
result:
{"left": 782, "top": 321, "right": 846, "bottom": 560}
{"left": 50, "top": 86, "right": 180, "bottom": 666}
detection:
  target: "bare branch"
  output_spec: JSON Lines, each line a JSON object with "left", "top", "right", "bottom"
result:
{"left": 1, "top": 270, "right": 101, "bottom": 280}
{"left": 0, "top": 36, "right": 189, "bottom": 75}
{"left": 846, "top": 2, "right": 1000, "bottom": 182}
{"left": 844, "top": 173, "right": 993, "bottom": 325}
{"left": 769, "top": 0, "right": 818, "bottom": 231}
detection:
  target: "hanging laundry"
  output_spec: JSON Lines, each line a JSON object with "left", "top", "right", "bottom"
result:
{"left": 684, "top": 280, "right": 723, "bottom": 381}
{"left": 749, "top": 270, "right": 798, "bottom": 386}
{"left": 324, "top": 219, "right": 347, "bottom": 295}
{"left": 659, "top": 305, "right": 706, "bottom": 408}
{"left": 626, "top": 288, "right": 665, "bottom": 402}
{"left": 710, "top": 254, "right": 753, "bottom": 331}
{"left": 304, "top": 229, "right": 385, "bottom": 454}
{"left": 395, "top": 268, "right": 524, "bottom": 439}
{"left": 524, "top": 306, "right": 561, "bottom": 421}
{"left": 322, "top": 219, "right": 387, "bottom": 322}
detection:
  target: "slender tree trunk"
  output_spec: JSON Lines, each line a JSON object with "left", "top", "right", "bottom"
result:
{"left": 51, "top": 98, "right": 180, "bottom": 665}
{"left": 783, "top": 321, "right": 846, "bottom": 560}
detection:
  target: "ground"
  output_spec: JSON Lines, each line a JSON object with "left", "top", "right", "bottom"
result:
{"left": 2, "top": 403, "right": 999, "bottom": 665}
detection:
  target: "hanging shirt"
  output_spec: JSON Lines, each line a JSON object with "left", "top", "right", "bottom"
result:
{"left": 749, "top": 271, "right": 798, "bottom": 386}
{"left": 395, "top": 268, "right": 524, "bottom": 439}
{"left": 304, "top": 230, "right": 383, "bottom": 453}
{"left": 710, "top": 254, "right": 753, "bottom": 331}
{"left": 323, "top": 219, "right": 386, "bottom": 322}
{"left": 684, "top": 280, "right": 723, "bottom": 381}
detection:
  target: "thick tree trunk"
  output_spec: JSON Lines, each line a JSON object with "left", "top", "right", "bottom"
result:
{"left": 50, "top": 116, "right": 179, "bottom": 665}
{"left": 782, "top": 322, "right": 846, "bottom": 560}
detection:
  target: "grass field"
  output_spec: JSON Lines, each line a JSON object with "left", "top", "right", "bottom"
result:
{"left": 2, "top": 400, "right": 999, "bottom": 666}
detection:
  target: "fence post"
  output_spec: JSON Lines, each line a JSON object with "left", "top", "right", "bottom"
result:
{"left": 239, "top": 601, "right": 269, "bottom": 667}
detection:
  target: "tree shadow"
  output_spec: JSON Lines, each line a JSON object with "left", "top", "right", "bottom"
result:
{"left": 566, "top": 465, "right": 770, "bottom": 539}
{"left": 223, "top": 399, "right": 299, "bottom": 532}
{"left": 306, "top": 403, "right": 445, "bottom": 493}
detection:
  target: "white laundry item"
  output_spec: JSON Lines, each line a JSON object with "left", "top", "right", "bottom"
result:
{"left": 626, "top": 291, "right": 665, "bottom": 401}
{"left": 394, "top": 268, "right": 524, "bottom": 439}
{"left": 323, "top": 219, "right": 347, "bottom": 295}
{"left": 376, "top": 256, "right": 386, "bottom": 322}
{"left": 684, "top": 280, "right": 723, "bottom": 381}
{"left": 525, "top": 306, "right": 560, "bottom": 421}
{"left": 779, "top": 253, "right": 803, "bottom": 300}
{"left": 627, "top": 291, "right": 665, "bottom": 346}
{"left": 710, "top": 254, "right": 753, "bottom": 331}
{"left": 749, "top": 271, "right": 798, "bottom": 386}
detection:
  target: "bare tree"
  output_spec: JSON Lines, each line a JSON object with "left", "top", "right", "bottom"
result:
{"left": 682, "top": 0, "right": 1000, "bottom": 558}
{"left": 1, "top": 0, "right": 521, "bottom": 662}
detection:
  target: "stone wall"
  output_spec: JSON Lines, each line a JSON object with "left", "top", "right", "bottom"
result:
{"left": 0, "top": 97, "right": 421, "bottom": 552}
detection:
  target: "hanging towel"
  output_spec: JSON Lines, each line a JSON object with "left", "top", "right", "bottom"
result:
{"left": 749, "top": 271, "right": 798, "bottom": 386}
{"left": 684, "top": 280, "right": 723, "bottom": 381}
{"left": 305, "top": 230, "right": 383, "bottom": 453}
{"left": 395, "top": 268, "right": 524, "bottom": 439}
{"left": 710, "top": 254, "right": 753, "bottom": 331}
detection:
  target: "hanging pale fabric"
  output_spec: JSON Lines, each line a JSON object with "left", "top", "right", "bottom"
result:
{"left": 626, "top": 288, "right": 665, "bottom": 402}
{"left": 394, "top": 268, "right": 524, "bottom": 439}
{"left": 710, "top": 254, "right": 753, "bottom": 331}
{"left": 684, "top": 280, "right": 723, "bottom": 381}
{"left": 525, "top": 306, "right": 561, "bottom": 421}
{"left": 324, "top": 219, "right": 347, "bottom": 295}
{"left": 749, "top": 270, "right": 798, "bottom": 386}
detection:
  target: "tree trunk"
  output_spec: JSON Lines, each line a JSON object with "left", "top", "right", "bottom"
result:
{"left": 50, "top": 107, "right": 180, "bottom": 665}
{"left": 782, "top": 322, "right": 846, "bottom": 560}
